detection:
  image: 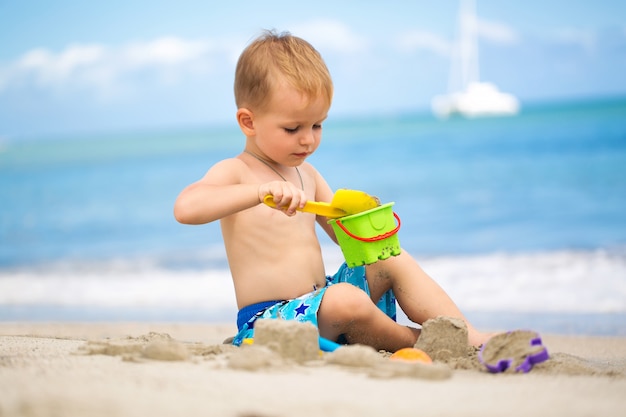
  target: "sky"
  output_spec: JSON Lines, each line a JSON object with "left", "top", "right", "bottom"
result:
{"left": 1, "top": 0, "right": 626, "bottom": 138}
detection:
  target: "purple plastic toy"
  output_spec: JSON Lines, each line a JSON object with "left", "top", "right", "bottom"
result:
{"left": 478, "top": 330, "right": 550, "bottom": 373}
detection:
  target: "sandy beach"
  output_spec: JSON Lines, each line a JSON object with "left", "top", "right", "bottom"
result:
{"left": 1, "top": 320, "right": 625, "bottom": 417}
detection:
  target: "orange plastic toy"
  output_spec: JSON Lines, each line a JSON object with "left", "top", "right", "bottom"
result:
{"left": 389, "top": 347, "right": 433, "bottom": 364}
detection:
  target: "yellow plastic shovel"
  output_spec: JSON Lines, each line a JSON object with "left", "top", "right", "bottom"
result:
{"left": 263, "top": 189, "right": 380, "bottom": 219}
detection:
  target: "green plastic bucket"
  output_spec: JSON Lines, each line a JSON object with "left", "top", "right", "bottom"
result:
{"left": 328, "top": 202, "right": 401, "bottom": 268}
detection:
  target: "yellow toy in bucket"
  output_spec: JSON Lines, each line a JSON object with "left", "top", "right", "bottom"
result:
{"left": 264, "top": 188, "right": 401, "bottom": 267}
{"left": 329, "top": 202, "right": 402, "bottom": 267}
{"left": 263, "top": 189, "right": 380, "bottom": 218}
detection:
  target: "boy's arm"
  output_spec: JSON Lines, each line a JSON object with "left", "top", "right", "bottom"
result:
{"left": 173, "top": 158, "right": 254, "bottom": 225}
{"left": 174, "top": 181, "right": 260, "bottom": 225}
{"left": 174, "top": 158, "right": 307, "bottom": 225}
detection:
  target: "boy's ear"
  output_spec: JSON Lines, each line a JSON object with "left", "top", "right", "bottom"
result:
{"left": 236, "top": 108, "right": 255, "bottom": 135}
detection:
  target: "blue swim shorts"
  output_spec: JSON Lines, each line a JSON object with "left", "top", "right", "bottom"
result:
{"left": 232, "top": 262, "right": 397, "bottom": 346}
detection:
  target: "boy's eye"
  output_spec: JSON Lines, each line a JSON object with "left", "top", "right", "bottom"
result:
{"left": 283, "top": 124, "right": 322, "bottom": 134}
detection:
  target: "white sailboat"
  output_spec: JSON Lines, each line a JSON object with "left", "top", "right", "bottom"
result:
{"left": 431, "top": 0, "right": 520, "bottom": 118}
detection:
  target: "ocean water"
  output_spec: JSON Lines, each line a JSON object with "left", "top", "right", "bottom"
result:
{"left": 1, "top": 98, "right": 625, "bottom": 335}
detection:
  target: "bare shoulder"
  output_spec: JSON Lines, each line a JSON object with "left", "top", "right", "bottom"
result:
{"left": 298, "top": 160, "right": 319, "bottom": 175}
{"left": 299, "top": 162, "right": 333, "bottom": 201}
{"left": 298, "top": 161, "right": 325, "bottom": 186}
{"left": 202, "top": 156, "right": 249, "bottom": 184}
{"left": 206, "top": 156, "right": 247, "bottom": 174}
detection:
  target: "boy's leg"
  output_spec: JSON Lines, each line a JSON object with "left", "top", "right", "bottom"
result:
{"left": 317, "top": 282, "right": 419, "bottom": 352}
{"left": 365, "top": 251, "right": 491, "bottom": 347}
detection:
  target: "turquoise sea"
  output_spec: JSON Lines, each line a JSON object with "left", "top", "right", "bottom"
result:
{"left": 1, "top": 98, "right": 625, "bottom": 335}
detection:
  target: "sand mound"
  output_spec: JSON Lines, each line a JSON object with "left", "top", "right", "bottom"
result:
{"left": 74, "top": 318, "right": 623, "bottom": 377}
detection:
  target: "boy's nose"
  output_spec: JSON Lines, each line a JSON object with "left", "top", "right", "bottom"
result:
{"left": 300, "top": 129, "right": 315, "bottom": 145}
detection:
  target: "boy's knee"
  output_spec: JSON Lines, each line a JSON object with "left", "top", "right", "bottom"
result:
{"left": 322, "top": 283, "right": 374, "bottom": 321}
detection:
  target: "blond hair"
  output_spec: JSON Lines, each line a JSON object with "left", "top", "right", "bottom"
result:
{"left": 234, "top": 30, "right": 333, "bottom": 112}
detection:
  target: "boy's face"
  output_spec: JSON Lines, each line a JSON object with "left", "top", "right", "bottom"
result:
{"left": 250, "top": 80, "right": 329, "bottom": 167}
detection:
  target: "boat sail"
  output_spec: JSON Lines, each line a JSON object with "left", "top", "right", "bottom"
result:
{"left": 431, "top": 0, "right": 520, "bottom": 118}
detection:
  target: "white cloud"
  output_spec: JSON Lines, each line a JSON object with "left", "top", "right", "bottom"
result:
{"left": 12, "top": 44, "right": 109, "bottom": 90}
{"left": 290, "top": 19, "right": 368, "bottom": 53}
{"left": 476, "top": 18, "right": 520, "bottom": 45}
{"left": 396, "top": 30, "right": 452, "bottom": 57}
{"left": 396, "top": 18, "right": 517, "bottom": 57}
{"left": 0, "top": 36, "right": 228, "bottom": 98}
{"left": 122, "top": 37, "right": 213, "bottom": 68}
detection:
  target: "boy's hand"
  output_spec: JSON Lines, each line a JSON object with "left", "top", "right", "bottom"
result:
{"left": 258, "top": 181, "right": 307, "bottom": 216}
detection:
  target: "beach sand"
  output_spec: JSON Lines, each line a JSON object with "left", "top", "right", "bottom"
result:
{"left": 1, "top": 320, "right": 625, "bottom": 417}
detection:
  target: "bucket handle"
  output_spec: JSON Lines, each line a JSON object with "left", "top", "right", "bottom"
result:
{"left": 335, "top": 212, "right": 401, "bottom": 242}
